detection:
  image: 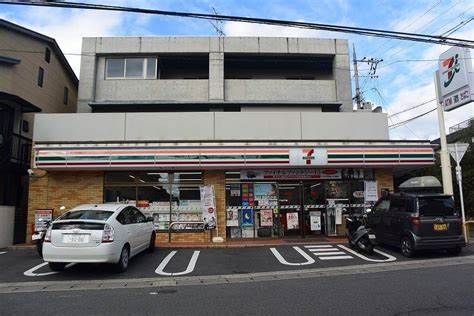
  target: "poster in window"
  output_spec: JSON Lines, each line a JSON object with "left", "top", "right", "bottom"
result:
{"left": 260, "top": 209, "right": 273, "bottom": 227}
{"left": 364, "top": 181, "right": 378, "bottom": 202}
{"left": 286, "top": 212, "right": 299, "bottom": 230}
{"left": 241, "top": 208, "right": 254, "bottom": 227}
{"left": 200, "top": 185, "right": 217, "bottom": 229}
{"left": 226, "top": 210, "right": 239, "bottom": 227}
{"left": 310, "top": 211, "right": 321, "bottom": 231}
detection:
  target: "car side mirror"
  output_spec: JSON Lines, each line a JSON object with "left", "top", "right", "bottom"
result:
{"left": 146, "top": 216, "right": 154, "bottom": 222}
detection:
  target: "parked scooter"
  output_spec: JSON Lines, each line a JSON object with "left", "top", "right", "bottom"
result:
{"left": 31, "top": 218, "right": 51, "bottom": 258}
{"left": 346, "top": 210, "right": 376, "bottom": 254}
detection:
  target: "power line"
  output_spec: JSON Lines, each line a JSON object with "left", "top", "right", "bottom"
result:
{"left": 389, "top": 107, "right": 437, "bottom": 129}
{"left": 1, "top": 0, "right": 473, "bottom": 48}
{"left": 388, "top": 98, "right": 436, "bottom": 118}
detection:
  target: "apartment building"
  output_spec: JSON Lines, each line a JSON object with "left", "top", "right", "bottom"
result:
{"left": 28, "top": 36, "right": 434, "bottom": 244}
{"left": 0, "top": 19, "right": 78, "bottom": 245}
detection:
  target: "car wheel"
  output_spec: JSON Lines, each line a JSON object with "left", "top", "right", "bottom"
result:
{"left": 446, "top": 247, "right": 462, "bottom": 256}
{"left": 400, "top": 236, "right": 415, "bottom": 258}
{"left": 115, "top": 245, "right": 130, "bottom": 273}
{"left": 148, "top": 232, "right": 156, "bottom": 253}
{"left": 48, "top": 262, "right": 67, "bottom": 271}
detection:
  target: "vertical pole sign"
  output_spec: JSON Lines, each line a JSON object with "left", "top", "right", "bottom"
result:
{"left": 435, "top": 46, "right": 473, "bottom": 195}
{"left": 448, "top": 143, "right": 470, "bottom": 242}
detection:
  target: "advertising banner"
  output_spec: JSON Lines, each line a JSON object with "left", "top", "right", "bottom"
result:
{"left": 310, "top": 211, "right": 321, "bottom": 231}
{"left": 200, "top": 185, "right": 216, "bottom": 229}
{"left": 241, "top": 208, "right": 254, "bottom": 227}
{"left": 34, "top": 209, "right": 53, "bottom": 231}
{"left": 240, "top": 168, "right": 341, "bottom": 180}
{"left": 226, "top": 210, "right": 239, "bottom": 227}
{"left": 286, "top": 212, "right": 299, "bottom": 230}
{"left": 364, "top": 181, "right": 379, "bottom": 202}
{"left": 260, "top": 209, "right": 273, "bottom": 227}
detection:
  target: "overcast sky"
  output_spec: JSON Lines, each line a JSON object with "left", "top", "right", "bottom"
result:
{"left": 1, "top": 0, "right": 473, "bottom": 140}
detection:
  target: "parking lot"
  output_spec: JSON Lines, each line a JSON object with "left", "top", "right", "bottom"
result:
{"left": 0, "top": 243, "right": 472, "bottom": 283}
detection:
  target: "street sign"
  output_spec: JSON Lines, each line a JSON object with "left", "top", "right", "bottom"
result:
{"left": 448, "top": 143, "right": 469, "bottom": 163}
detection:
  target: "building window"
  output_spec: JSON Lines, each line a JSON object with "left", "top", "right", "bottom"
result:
{"left": 105, "top": 58, "right": 157, "bottom": 79}
{"left": 22, "top": 120, "right": 29, "bottom": 133}
{"left": 37, "top": 67, "right": 44, "bottom": 87}
{"left": 63, "top": 87, "right": 69, "bottom": 105}
{"left": 44, "top": 48, "right": 51, "bottom": 63}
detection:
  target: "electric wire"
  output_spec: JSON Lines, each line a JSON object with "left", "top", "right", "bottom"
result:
{"left": 389, "top": 107, "right": 437, "bottom": 128}
{"left": 0, "top": 0, "right": 473, "bottom": 48}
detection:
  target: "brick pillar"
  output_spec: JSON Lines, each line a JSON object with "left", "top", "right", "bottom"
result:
{"left": 26, "top": 170, "right": 104, "bottom": 242}
{"left": 375, "top": 169, "right": 394, "bottom": 197}
{"left": 203, "top": 170, "right": 226, "bottom": 241}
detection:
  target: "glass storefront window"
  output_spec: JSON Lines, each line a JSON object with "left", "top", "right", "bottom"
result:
{"left": 104, "top": 171, "right": 202, "bottom": 232}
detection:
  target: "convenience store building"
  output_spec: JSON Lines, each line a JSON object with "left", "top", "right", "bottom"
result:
{"left": 27, "top": 36, "right": 435, "bottom": 244}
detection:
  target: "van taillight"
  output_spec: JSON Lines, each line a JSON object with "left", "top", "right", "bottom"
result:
{"left": 102, "top": 224, "right": 114, "bottom": 243}
{"left": 410, "top": 216, "right": 421, "bottom": 226}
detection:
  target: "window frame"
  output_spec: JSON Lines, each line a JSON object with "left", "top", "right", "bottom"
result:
{"left": 44, "top": 47, "right": 51, "bottom": 63}
{"left": 105, "top": 57, "right": 157, "bottom": 80}
{"left": 63, "top": 86, "right": 69, "bottom": 105}
{"left": 37, "top": 67, "right": 44, "bottom": 87}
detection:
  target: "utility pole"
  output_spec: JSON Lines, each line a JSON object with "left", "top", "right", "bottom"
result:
{"left": 352, "top": 44, "right": 383, "bottom": 110}
{"left": 353, "top": 44, "right": 362, "bottom": 109}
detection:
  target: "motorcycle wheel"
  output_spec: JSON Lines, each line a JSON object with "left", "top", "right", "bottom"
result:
{"left": 357, "top": 236, "right": 374, "bottom": 255}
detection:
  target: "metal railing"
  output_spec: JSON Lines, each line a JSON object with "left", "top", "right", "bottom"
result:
{"left": 449, "top": 118, "right": 472, "bottom": 134}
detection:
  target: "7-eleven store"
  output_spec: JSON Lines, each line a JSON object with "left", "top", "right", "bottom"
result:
{"left": 28, "top": 142, "right": 434, "bottom": 244}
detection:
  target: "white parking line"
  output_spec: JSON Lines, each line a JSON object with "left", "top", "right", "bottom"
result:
{"left": 319, "top": 255, "right": 353, "bottom": 260}
{"left": 337, "top": 245, "right": 397, "bottom": 262}
{"left": 311, "top": 251, "right": 347, "bottom": 256}
{"left": 270, "top": 246, "right": 316, "bottom": 266}
{"left": 155, "top": 250, "right": 200, "bottom": 276}
{"left": 24, "top": 262, "right": 76, "bottom": 277}
{"left": 304, "top": 245, "right": 334, "bottom": 248}
{"left": 0, "top": 251, "right": 6, "bottom": 255}
{"left": 307, "top": 248, "right": 339, "bottom": 252}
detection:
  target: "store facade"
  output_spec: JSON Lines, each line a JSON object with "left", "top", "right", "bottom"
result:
{"left": 27, "top": 143, "right": 434, "bottom": 244}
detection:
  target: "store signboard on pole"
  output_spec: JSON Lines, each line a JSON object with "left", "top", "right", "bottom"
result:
{"left": 437, "top": 47, "right": 473, "bottom": 111}
{"left": 200, "top": 185, "right": 216, "bottom": 229}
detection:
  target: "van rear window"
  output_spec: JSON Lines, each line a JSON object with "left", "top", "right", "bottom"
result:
{"left": 418, "top": 197, "right": 456, "bottom": 217}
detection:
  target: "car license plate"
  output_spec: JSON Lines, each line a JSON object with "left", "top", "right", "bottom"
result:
{"left": 433, "top": 223, "right": 448, "bottom": 231}
{"left": 368, "top": 234, "right": 376, "bottom": 240}
{"left": 63, "top": 234, "right": 88, "bottom": 243}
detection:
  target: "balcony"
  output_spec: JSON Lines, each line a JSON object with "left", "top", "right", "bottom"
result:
{"left": 1, "top": 133, "right": 32, "bottom": 167}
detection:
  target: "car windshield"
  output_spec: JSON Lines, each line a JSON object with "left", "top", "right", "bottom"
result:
{"left": 59, "top": 210, "right": 114, "bottom": 221}
{"left": 418, "top": 197, "right": 456, "bottom": 217}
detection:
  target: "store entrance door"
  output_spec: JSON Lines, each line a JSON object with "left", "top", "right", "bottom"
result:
{"left": 278, "top": 183, "right": 302, "bottom": 237}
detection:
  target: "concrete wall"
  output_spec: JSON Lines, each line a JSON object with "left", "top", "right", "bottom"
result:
{"left": 0, "top": 27, "right": 78, "bottom": 139}
{"left": 224, "top": 79, "right": 336, "bottom": 102}
{"left": 77, "top": 36, "right": 353, "bottom": 112}
{"left": 0, "top": 206, "right": 14, "bottom": 248}
{"left": 33, "top": 111, "right": 389, "bottom": 142}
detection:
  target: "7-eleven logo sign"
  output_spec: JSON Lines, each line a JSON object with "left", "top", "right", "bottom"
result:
{"left": 290, "top": 148, "right": 328, "bottom": 166}
{"left": 441, "top": 54, "right": 460, "bottom": 88}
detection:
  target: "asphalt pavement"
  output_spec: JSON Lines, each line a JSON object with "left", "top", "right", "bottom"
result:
{"left": 0, "top": 243, "right": 472, "bottom": 282}
{"left": 1, "top": 262, "right": 473, "bottom": 315}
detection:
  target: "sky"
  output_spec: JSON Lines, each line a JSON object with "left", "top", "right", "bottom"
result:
{"left": 0, "top": 0, "right": 473, "bottom": 141}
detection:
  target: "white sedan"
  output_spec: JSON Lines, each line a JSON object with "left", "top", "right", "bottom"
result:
{"left": 43, "top": 204, "right": 156, "bottom": 272}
